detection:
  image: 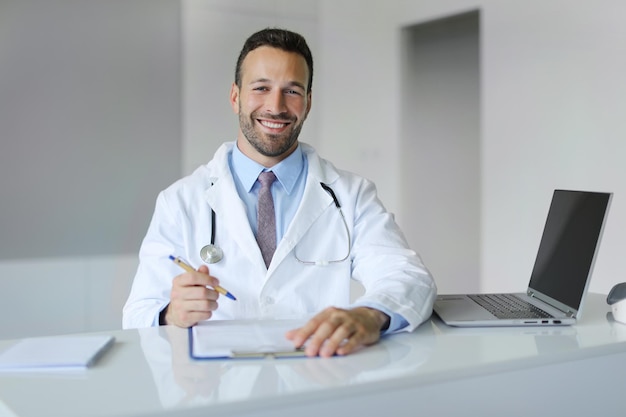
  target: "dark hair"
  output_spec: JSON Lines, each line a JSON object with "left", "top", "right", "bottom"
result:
{"left": 235, "top": 28, "right": 313, "bottom": 92}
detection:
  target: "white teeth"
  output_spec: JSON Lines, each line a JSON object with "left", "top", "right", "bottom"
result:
{"left": 260, "top": 120, "right": 286, "bottom": 129}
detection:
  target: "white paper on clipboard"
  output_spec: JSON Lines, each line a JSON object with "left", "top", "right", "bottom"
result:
{"left": 189, "top": 319, "right": 309, "bottom": 359}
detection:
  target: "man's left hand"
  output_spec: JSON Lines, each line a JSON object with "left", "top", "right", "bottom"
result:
{"left": 285, "top": 307, "right": 390, "bottom": 357}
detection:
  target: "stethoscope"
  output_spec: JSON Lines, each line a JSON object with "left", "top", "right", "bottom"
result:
{"left": 199, "top": 182, "right": 351, "bottom": 266}
{"left": 199, "top": 201, "right": 224, "bottom": 263}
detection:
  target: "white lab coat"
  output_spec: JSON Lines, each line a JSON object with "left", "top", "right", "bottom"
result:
{"left": 122, "top": 142, "right": 436, "bottom": 330}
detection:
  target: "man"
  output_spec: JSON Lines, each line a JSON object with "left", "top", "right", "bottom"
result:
{"left": 123, "top": 28, "right": 436, "bottom": 357}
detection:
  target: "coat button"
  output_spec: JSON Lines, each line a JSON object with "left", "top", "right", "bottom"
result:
{"left": 265, "top": 296, "right": 275, "bottom": 305}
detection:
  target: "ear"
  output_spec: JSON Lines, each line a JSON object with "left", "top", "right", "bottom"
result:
{"left": 229, "top": 83, "right": 240, "bottom": 114}
{"left": 304, "top": 90, "right": 312, "bottom": 119}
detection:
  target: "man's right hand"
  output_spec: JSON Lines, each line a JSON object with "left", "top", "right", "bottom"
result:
{"left": 162, "top": 264, "right": 221, "bottom": 327}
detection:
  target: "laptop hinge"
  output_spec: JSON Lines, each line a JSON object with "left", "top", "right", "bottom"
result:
{"left": 528, "top": 290, "right": 575, "bottom": 317}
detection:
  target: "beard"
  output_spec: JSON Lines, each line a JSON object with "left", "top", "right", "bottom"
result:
{"left": 238, "top": 108, "right": 304, "bottom": 158}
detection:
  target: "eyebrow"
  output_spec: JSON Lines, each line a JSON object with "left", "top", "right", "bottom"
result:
{"left": 249, "top": 78, "right": 306, "bottom": 91}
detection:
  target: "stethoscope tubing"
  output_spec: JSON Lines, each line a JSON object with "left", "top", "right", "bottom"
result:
{"left": 201, "top": 182, "right": 351, "bottom": 265}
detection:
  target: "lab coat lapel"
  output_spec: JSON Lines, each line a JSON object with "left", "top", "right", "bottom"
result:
{"left": 205, "top": 174, "right": 266, "bottom": 270}
{"left": 269, "top": 151, "right": 337, "bottom": 273}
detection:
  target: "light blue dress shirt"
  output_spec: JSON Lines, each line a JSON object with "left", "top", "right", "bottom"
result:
{"left": 230, "top": 144, "right": 306, "bottom": 242}
{"left": 229, "top": 144, "right": 407, "bottom": 333}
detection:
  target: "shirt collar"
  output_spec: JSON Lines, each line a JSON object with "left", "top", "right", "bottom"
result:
{"left": 231, "top": 143, "right": 304, "bottom": 194}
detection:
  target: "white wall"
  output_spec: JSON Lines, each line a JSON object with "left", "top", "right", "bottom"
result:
{"left": 0, "top": 0, "right": 181, "bottom": 259}
{"left": 0, "top": 0, "right": 181, "bottom": 339}
{"left": 0, "top": 255, "right": 137, "bottom": 338}
{"left": 316, "top": 0, "right": 626, "bottom": 295}
{"left": 479, "top": 0, "right": 626, "bottom": 294}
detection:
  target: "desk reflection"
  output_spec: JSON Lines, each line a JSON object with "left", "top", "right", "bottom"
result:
{"left": 606, "top": 312, "right": 626, "bottom": 341}
{"left": 138, "top": 325, "right": 434, "bottom": 409}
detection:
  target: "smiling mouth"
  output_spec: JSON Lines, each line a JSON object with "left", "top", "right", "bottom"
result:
{"left": 258, "top": 119, "right": 290, "bottom": 129}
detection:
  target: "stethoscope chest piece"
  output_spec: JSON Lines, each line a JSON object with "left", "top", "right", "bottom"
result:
{"left": 200, "top": 244, "right": 223, "bottom": 264}
{"left": 201, "top": 204, "right": 223, "bottom": 264}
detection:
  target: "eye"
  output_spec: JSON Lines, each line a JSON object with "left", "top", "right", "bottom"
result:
{"left": 253, "top": 86, "right": 269, "bottom": 92}
{"left": 285, "top": 89, "right": 303, "bottom": 96}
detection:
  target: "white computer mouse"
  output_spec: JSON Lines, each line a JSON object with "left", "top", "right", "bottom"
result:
{"left": 607, "top": 283, "right": 626, "bottom": 324}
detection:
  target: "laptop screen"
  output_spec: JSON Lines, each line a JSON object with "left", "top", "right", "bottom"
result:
{"left": 528, "top": 190, "right": 611, "bottom": 309}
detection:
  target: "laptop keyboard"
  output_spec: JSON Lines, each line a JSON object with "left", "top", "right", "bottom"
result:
{"left": 468, "top": 294, "right": 553, "bottom": 319}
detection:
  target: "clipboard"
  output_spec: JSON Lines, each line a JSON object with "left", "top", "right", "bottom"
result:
{"left": 188, "top": 319, "right": 308, "bottom": 359}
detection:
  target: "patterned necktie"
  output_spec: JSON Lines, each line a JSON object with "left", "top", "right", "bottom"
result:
{"left": 256, "top": 171, "right": 277, "bottom": 268}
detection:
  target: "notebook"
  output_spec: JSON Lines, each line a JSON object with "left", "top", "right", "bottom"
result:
{"left": 0, "top": 335, "right": 115, "bottom": 372}
{"left": 433, "top": 189, "right": 612, "bottom": 327}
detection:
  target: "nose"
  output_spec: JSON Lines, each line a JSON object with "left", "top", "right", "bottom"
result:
{"left": 265, "top": 89, "right": 287, "bottom": 115}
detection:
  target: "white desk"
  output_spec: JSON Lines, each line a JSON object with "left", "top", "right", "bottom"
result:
{"left": 1, "top": 293, "right": 625, "bottom": 417}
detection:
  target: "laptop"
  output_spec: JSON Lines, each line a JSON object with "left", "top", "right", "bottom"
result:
{"left": 433, "top": 189, "right": 612, "bottom": 327}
